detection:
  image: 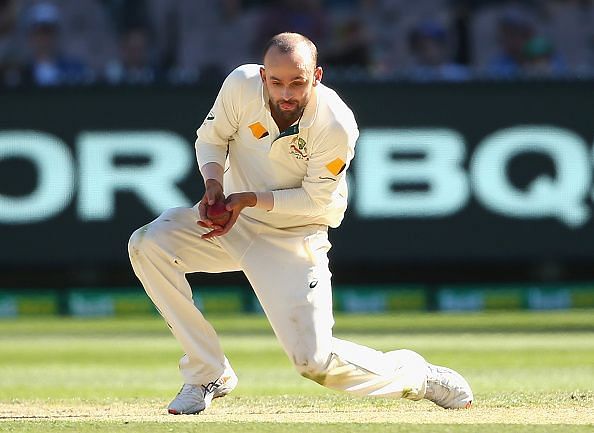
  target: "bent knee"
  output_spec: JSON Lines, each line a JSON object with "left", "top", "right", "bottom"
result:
{"left": 385, "top": 349, "right": 428, "bottom": 393}
{"left": 128, "top": 224, "right": 151, "bottom": 260}
{"left": 128, "top": 208, "right": 192, "bottom": 262}
{"left": 385, "top": 349, "right": 426, "bottom": 368}
{"left": 128, "top": 217, "right": 169, "bottom": 260}
{"left": 294, "top": 353, "right": 332, "bottom": 384}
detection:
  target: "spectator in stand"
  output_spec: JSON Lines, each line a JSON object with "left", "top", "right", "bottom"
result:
{"left": 255, "top": 0, "right": 327, "bottom": 55}
{"left": 324, "top": 14, "right": 371, "bottom": 71}
{"left": 21, "top": 2, "right": 90, "bottom": 86}
{"left": 520, "top": 35, "right": 567, "bottom": 77}
{"left": 486, "top": 7, "right": 535, "bottom": 77}
{"left": 540, "top": 0, "right": 594, "bottom": 75}
{"left": 104, "top": 24, "right": 159, "bottom": 84}
{"left": 0, "top": 0, "right": 21, "bottom": 86}
{"left": 407, "top": 20, "right": 470, "bottom": 81}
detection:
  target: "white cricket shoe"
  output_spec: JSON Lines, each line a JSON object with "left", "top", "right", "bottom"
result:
{"left": 424, "top": 363, "right": 473, "bottom": 409}
{"left": 167, "top": 365, "right": 238, "bottom": 414}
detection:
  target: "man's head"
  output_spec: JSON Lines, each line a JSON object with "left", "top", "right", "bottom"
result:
{"left": 27, "top": 2, "right": 61, "bottom": 60}
{"left": 121, "top": 26, "right": 151, "bottom": 69}
{"left": 408, "top": 21, "right": 448, "bottom": 66}
{"left": 260, "top": 32, "right": 322, "bottom": 124}
{"left": 497, "top": 8, "right": 535, "bottom": 60}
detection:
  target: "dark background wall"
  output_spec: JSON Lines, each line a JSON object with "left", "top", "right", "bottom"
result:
{"left": 1, "top": 80, "right": 593, "bottom": 287}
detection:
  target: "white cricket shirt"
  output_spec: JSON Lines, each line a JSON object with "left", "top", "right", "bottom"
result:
{"left": 195, "top": 64, "right": 359, "bottom": 229}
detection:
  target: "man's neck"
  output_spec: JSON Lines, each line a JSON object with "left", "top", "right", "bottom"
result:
{"left": 271, "top": 116, "right": 294, "bottom": 133}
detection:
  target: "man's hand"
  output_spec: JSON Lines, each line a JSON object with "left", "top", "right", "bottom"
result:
{"left": 197, "top": 179, "right": 225, "bottom": 231}
{"left": 200, "top": 192, "right": 257, "bottom": 239}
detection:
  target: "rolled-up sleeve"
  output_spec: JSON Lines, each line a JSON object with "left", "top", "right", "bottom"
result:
{"left": 271, "top": 124, "right": 358, "bottom": 215}
{"left": 195, "top": 68, "right": 242, "bottom": 168}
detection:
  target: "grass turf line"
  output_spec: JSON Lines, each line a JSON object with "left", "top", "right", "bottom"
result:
{"left": 1, "top": 422, "right": 592, "bottom": 433}
{"left": 0, "top": 311, "right": 592, "bottom": 432}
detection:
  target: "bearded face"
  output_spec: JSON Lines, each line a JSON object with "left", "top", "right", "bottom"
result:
{"left": 260, "top": 45, "right": 322, "bottom": 127}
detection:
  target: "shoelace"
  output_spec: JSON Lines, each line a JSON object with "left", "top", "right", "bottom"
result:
{"left": 201, "top": 380, "right": 222, "bottom": 397}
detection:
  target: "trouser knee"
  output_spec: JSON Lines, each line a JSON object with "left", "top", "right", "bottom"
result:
{"left": 128, "top": 219, "right": 170, "bottom": 266}
{"left": 129, "top": 208, "right": 189, "bottom": 262}
{"left": 128, "top": 224, "right": 153, "bottom": 262}
{"left": 388, "top": 349, "right": 426, "bottom": 367}
{"left": 385, "top": 349, "right": 428, "bottom": 399}
{"left": 294, "top": 353, "right": 332, "bottom": 384}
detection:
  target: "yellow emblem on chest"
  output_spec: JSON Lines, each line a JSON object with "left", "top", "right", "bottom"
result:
{"left": 249, "top": 122, "right": 269, "bottom": 139}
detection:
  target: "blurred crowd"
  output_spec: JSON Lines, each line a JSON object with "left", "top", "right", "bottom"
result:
{"left": 0, "top": 0, "right": 593, "bottom": 87}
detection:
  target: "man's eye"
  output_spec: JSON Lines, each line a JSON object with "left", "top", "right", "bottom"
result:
{"left": 292, "top": 82, "right": 305, "bottom": 87}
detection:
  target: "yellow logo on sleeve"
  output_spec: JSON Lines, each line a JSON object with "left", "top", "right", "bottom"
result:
{"left": 249, "top": 122, "right": 269, "bottom": 139}
{"left": 325, "top": 158, "right": 346, "bottom": 176}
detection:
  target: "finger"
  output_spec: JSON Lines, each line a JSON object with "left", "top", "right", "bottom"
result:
{"left": 217, "top": 210, "right": 240, "bottom": 236}
{"left": 198, "top": 201, "right": 208, "bottom": 221}
{"left": 206, "top": 187, "right": 223, "bottom": 206}
{"left": 197, "top": 219, "right": 222, "bottom": 229}
{"left": 197, "top": 217, "right": 214, "bottom": 228}
{"left": 225, "top": 199, "right": 238, "bottom": 212}
{"left": 201, "top": 228, "right": 224, "bottom": 239}
{"left": 223, "top": 194, "right": 235, "bottom": 210}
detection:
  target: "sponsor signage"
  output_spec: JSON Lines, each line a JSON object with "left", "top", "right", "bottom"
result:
{"left": 0, "top": 82, "right": 593, "bottom": 272}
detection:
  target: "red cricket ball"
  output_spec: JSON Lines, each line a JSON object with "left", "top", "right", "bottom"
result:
{"left": 206, "top": 201, "right": 231, "bottom": 227}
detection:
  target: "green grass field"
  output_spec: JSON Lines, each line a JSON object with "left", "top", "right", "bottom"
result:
{"left": 0, "top": 311, "right": 593, "bottom": 432}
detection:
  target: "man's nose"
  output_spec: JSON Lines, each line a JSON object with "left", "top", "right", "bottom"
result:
{"left": 281, "top": 87, "right": 292, "bottom": 100}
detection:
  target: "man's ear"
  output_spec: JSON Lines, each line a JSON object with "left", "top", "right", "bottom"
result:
{"left": 260, "top": 67, "right": 266, "bottom": 82}
{"left": 313, "top": 66, "right": 323, "bottom": 86}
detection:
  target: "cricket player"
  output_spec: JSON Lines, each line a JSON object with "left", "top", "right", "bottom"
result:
{"left": 128, "top": 32, "right": 473, "bottom": 414}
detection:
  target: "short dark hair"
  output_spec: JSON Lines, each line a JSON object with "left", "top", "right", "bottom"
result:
{"left": 263, "top": 32, "right": 318, "bottom": 70}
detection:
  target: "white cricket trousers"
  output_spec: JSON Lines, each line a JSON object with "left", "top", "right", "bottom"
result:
{"left": 128, "top": 206, "right": 428, "bottom": 400}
